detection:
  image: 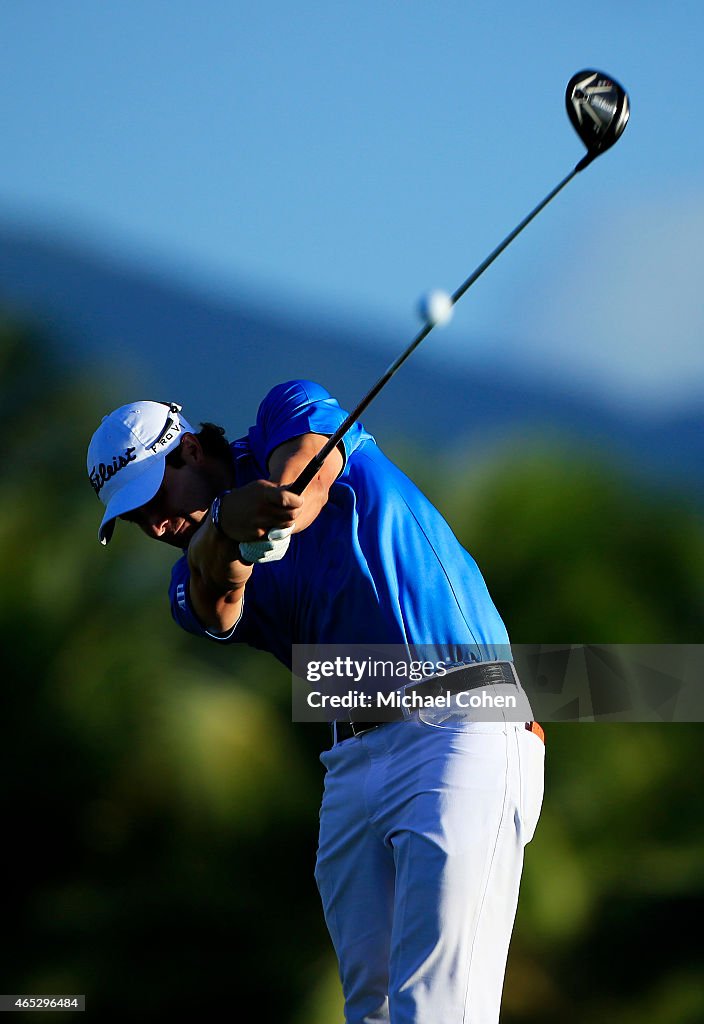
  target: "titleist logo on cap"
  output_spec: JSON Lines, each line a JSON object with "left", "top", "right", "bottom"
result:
{"left": 89, "top": 448, "right": 137, "bottom": 496}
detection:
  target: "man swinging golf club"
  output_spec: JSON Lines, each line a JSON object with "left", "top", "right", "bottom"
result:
{"left": 87, "top": 380, "right": 545, "bottom": 1024}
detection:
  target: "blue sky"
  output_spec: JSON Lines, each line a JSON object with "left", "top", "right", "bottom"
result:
{"left": 0, "top": 2, "right": 702, "bottom": 413}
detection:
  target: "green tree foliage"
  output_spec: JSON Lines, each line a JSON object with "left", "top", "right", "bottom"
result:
{"left": 1, "top": 320, "right": 702, "bottom": 1021}
{"left": 422, "top": 440, "right": 704, "bottom": 643}
{"left": 0, "top": 320, "right": 329, "bottom": 1019}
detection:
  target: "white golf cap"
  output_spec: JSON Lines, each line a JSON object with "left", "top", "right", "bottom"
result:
{"left": 87, "top": 400, "right": 194, "bottom": 545}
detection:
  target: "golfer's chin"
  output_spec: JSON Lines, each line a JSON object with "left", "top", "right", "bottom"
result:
{"left": 174, "top": 516, "right": 212, "bottom": 550}
{"left": 159, "top": 521, "right": 197, "bottom": 550}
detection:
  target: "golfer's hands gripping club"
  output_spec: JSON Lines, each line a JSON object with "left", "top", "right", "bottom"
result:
{"left": 211, "top": 481, "right": 302, "bottom": 563}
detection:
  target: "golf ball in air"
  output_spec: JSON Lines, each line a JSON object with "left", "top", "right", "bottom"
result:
{"left": 418, "top": 290, "right": 453, "bottom": 326}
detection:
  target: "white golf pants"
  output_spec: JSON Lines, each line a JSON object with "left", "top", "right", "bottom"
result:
{"left": 315, "top": 716, "right": 545, "bottom": 1023}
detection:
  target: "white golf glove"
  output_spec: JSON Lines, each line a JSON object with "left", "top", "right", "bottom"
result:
{"left": 239, "top": 526, "right": 293, "bottom": 564}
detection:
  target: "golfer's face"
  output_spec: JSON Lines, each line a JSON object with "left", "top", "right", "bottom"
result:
{"left": 119, "top": 463, "right": 210, "bottom": 549}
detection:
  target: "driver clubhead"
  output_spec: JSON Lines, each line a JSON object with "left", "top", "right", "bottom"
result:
{"left": 566, "top": 69, "right": 629, "bottom": 168}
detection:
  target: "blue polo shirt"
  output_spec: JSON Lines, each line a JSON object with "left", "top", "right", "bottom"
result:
{"left": 170, "top": 380, "right": 510, "bottom": 668}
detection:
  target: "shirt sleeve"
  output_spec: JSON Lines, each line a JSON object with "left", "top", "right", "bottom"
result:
{"left": 247, "top": 379, "right": 368, "bottom": 469}
{"left": 169, "top": 555, "right": 243, "bottom": 643}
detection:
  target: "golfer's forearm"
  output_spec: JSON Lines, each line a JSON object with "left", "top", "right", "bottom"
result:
{"left": 187, "top": 518, "right": 253, "bottom": 632}
{"left": 189, "top": 572, "right": 246, "bottom": 633}
{"left": 269, "top": 434, "right": 343, "bottom": 532}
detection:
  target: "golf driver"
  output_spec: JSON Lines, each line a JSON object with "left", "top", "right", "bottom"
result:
{"left": 289, "top": 69, "right": 630, "bottom": 496}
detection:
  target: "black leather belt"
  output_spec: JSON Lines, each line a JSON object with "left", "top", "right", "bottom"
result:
{"left": 331, "top": 660, "right": 518, "bottom": 743}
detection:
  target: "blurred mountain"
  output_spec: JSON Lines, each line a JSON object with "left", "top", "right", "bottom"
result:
{"left": 0, "top": 223, "right": 702, "bottom": 493}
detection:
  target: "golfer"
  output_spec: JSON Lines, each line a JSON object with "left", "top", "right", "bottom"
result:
{"left": 87, "top": 379, "right": 544, "bottom": 1024}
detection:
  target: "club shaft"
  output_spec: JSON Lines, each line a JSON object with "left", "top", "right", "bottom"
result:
{"left": 451, "top": 166, "right": 579, "bottom": 304}
{"left": 290, "top": 162, "right": 581, "bottom": 495}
